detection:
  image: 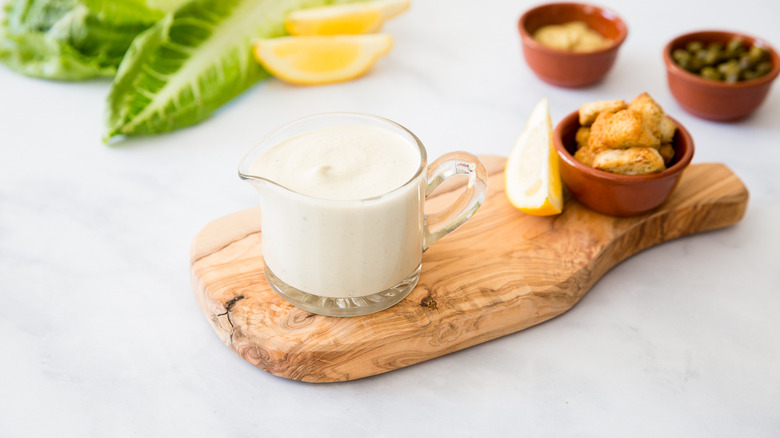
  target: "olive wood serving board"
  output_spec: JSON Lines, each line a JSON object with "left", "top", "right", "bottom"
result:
{"left": 190, "top": 157, "right": 748, "bottom": 382}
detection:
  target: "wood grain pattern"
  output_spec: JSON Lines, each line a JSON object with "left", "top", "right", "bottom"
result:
{"left": 190, "top": 157, "right": 748, "bottom": 382}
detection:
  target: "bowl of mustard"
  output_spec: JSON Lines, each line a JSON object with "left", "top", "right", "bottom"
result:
{"left": 518, "top": 2, "right": 628, "bottom": 88}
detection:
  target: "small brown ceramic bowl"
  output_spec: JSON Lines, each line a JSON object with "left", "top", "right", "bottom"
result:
{"left": 663, "top": 30, "right": 780, "bottom": 121}
{"left": 553, "top": 110, "right": 695, "bottom": 217}
{"left": 518, "top": 2, "right": 628, "bottom": 88}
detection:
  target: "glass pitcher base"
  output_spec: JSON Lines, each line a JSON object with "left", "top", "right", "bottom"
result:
{"left": 264, "top": 264, "right": 421, "bottom": 317}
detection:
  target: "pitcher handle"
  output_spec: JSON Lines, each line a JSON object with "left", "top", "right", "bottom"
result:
{"left": 423, "top": 152, "right": 488, "bottom": 251}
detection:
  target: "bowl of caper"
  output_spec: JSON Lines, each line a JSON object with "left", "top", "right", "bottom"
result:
{"left": 663, "top": 30, "right": 780, "bottom": 121}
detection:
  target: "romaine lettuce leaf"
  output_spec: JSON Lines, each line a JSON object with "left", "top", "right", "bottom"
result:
{"left": 0, "top": 0, "right": 188, "bottom": 80}
{"left": 105, "top": 0, "right": 355, "bottom": 141}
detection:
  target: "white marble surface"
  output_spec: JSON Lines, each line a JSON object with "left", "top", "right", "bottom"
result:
{"left": 2, "top": 0, "right": 779, "bottom": 436}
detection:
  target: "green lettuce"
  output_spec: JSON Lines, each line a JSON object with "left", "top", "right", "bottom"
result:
{"left": 0, "top": 0, "right": 188, "bottom": 80}
{"left": 105, "top": 0, "right": 356, "bottom": 141}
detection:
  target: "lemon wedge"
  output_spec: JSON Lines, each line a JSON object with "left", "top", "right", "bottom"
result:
{"left": 505, "top": 98, "right": 563, "bottom": 216}
{"left": 253, "top": 34, "right": 393, "bottom": 85}
{"left": 285, "top": 0, "right": 410, "bottom": 35}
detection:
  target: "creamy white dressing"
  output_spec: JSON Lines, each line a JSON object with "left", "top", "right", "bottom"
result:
{"left": 250, "top": 124, "right": 424, "bottom": 298}
{"left": 251, "top": 125, "right": 420, "bottom": 200}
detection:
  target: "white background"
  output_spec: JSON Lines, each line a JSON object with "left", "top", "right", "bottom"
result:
{"left": 2, "top": 0, "right": 779, "bottom": 436}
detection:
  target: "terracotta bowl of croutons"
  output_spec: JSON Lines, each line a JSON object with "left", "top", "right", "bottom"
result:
{"left": 664, "top": 30, "right": 780, "bottom": 121}
{"left": 518, "top": 3, "right": 628, "bottom": 88}
{"left": 553, "top": 96, "right": 695, "bottom": 217}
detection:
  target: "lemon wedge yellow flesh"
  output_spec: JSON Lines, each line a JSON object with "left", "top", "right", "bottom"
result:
{"left": 253, "top": 34, "right": 393, "bottom": 85}
{"left": 505, "top": 98, "right": 564, "bottom": 216}
{"left": 285, "top": 0, "right": 410, "bottom": 35}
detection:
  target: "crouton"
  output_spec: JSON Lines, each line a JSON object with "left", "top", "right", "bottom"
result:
{"left": 574, "top": 145, "right": 596, "bottom": 167}
{"left": 589, "top": 109, "right": 661, "bottom": 149}
{"left": 575, "top": 127, "right": 590, "bottom": 149}
{"left": 629, "top": 92, "right": 677, "bottom": 143}
{"left": 592, "top": 147, "right": 666, "bottom": 175}
{"left": 658, "top": 143, "right": 675, "bottom": 166}
{"left": 579, "top": 99, "right": 627, "bottom": 125}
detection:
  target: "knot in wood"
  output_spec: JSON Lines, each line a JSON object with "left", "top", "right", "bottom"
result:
{"left": 420, "top": 296, "right": 438, "bottom": 310}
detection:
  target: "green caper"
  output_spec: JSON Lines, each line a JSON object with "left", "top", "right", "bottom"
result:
{"left": 718, "top": 59, "right": 741, "bottom": 82}
{"left": 687, "top": 41, "right": 704, "bottom": 53}
{"left": 755, "top": 61, "right": 772, "bottom": 76}
{"left": 725, "top": 37, "right": 746, "bottom": 57}
{"left": 688, "top": 55, "right": 703, "bottom": 72}
{"left": 673, "top": 49, "right": 692, "bottom": 68}
{"left": 700, "top": 66, "right": 721, "bottom": 80}
{"left": 748, "top": 45, "right": 768, "bottom": 63}
{"left": 672, "top": 37, "right": 774, "bottom": 82}
{"left": 742, "top": 70, "right": 760, "bottom": 81}
{"left": 739, "top": 52, "right": 755, "bottom": 70}
{"left": 704, "top": 44, "right": 722, "bottom": 64}
{"left": 717, "top": 59, "right": 739, "bottom": 72}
